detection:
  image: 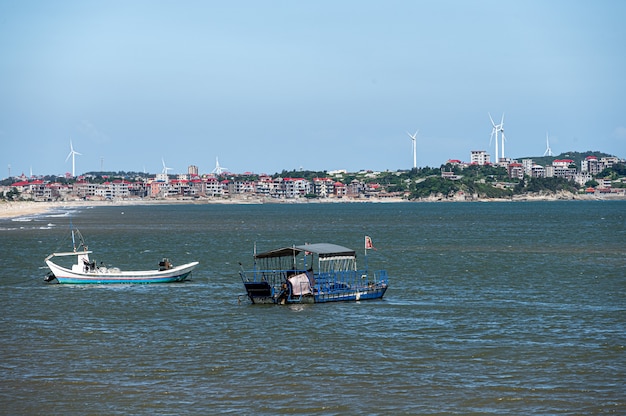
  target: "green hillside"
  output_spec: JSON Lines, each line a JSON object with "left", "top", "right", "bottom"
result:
{"left": 518, "top": 151, "right": 616, "bottom": 168}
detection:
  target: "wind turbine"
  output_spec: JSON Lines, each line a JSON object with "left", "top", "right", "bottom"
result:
{"left": 212, "top": 157, "right": 228, "bottom": 175}
{"left": 488, "top": 113, "right": 504, "bottom": 163}
{"left": 406, "top": 130, "right": 418, "bottom": 169}
{"left": 499, "top": 115, "right": 506, "bottom": 161}
{"left": 543, "top": 133, "right": 553, "bottom": 156}
{"left": 65, "top": 140, "right": 82, "bottom": 176}
{"left": 161, "top": 158, "right": 173, "bottom": 175}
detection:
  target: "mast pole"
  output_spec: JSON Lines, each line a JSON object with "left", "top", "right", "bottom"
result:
{"left": 364, "top": 236, "right": 369, "bottom": 273}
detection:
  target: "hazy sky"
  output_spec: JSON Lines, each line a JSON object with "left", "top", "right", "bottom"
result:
{"left": 1, "top": 0, "right": 625, "bottom": 177}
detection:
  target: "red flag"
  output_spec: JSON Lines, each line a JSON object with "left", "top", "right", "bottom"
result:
{"left": 365, "top": 236, "right": 376, "bottom": 250}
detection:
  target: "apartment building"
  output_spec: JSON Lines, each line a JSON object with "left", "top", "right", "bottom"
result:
{"left": 470, "top": 150, "right": 490, "bottom": 165}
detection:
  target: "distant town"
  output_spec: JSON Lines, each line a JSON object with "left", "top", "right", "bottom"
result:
{"left": 1, "top": 150, "right": 625, "bottom": 202}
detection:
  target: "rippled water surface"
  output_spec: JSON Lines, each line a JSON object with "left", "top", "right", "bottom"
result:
{"left": 1, "top": 201, "right": 624, "bottom": 414}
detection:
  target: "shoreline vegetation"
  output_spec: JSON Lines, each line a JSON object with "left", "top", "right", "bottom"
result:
{"left": 2, "top": 191, "right": 625, "bottom": 220}
{"left": 3, "top": 152, "right": 624, "bottom": 219}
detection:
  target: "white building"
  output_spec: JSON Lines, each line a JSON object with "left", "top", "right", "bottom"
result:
{"left": 470, "top": 150, "right": 490, "bottom": 165}
{"left": 531, "top": 165, "right": 546, "bottom": 178}
{"left": 522, "top": 159, "right": 534, "bottom": 175}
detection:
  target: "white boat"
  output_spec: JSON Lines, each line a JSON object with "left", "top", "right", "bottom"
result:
{"left": 44, "top": 229, "right": 198, "bottom": 284}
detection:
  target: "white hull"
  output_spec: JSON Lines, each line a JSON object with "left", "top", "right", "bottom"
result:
{"left": 45, "top": 260, "right": 199, "bottom": 284}
{"left": 44, "top": 229, "right": 199, "bottom": 284}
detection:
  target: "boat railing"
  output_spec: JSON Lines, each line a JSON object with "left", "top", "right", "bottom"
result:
{"left": 374, "top": 270, "right": 389, "bottom": 285}
{"left": 242, "top": 268, "right": 388, "bottom": 295}
{"left": 314, "top": 269, "right": 388, "bottom": 292}
{"left": 244, "top": 269, "right": 306, "bottom": 284}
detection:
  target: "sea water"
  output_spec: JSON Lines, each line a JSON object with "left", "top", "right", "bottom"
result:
{"left": 0, "top": 201, "right": 624, "bottom": 414}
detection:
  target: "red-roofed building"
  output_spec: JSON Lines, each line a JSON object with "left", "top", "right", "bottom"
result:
{"left": 10, "top": 180, "right": 30, "bottom": 189}
{"left": 169, "top": 179, "right": 191, "bottom": 196}
{"left": 10, "top": 180, "right": 46, "bottom": 199}
{"left": 333, "top": 181, "right": 346, "bottom": 197}
{"left": 364, "top": 182, "right": 382, "bottom": 197}
{"left": 283, "top": 177, "right": 310, "bottom": 198}
{"left": 552, "top": 159, "right": 574, "bottom": 167}
{"left": 508, "top": 163, "right": 524, "bottom": 179}
{"left": 581, "top": 155, "right": 601, "bottom": 175}
{"left": 313, "top": 177, "right": 334, "bottom": 197}
{"left": 547, "top": 159, "right": 577, "bottom": 180}
{"left": 253, "top": 175, "right": 272, "bottom": 197}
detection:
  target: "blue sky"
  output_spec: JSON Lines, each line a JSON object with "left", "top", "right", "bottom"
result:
{"left": 1, "top": 0, "right": 625, "bottom": 177}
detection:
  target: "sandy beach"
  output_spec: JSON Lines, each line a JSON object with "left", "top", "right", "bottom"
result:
{"left": 0, "top": 201, "right": 56, "bottom": 219}
{"left": 0, "top": 199, "right": 199, "bottom": 219}
{"left": 0, "top": 200, "right": 144, "bottom": 220}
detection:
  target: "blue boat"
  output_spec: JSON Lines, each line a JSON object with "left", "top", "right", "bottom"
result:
{"left": 239, "top": 238, "right": 388, "bottom": 304}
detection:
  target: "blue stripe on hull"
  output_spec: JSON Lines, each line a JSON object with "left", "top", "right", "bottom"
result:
{"left": 55, "top": 271, "right": 192, "bottom": 284}
{"left": 313, "top": 287, "right": 387, "bottom": 303}
{"left": 246, "top": 286, "right": 387, "bottom": 304}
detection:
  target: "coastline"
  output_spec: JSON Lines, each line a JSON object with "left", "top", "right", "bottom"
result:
{"left": 1, "top": 192, "right": 624, "bottom": 220}
{"left": 0, "top": 201, "right": 60, "bottom": 219}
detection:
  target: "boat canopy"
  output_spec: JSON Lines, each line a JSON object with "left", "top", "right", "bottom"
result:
{"left": 49, "top": 251, "right": 93, "bottom": 257}
{"left": 254, "top": 243, "right": 356, "bottom": 259}
{"left": 45, "top": 250, "right": 93, "bottom": 261}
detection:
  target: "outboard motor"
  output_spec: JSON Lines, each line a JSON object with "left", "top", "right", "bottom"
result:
{"left": 44, "top": 271, "right": 57, "bottom": 283}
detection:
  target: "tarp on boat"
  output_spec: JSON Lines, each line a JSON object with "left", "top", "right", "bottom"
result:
{"left": 288, "top": 273, "right": 312, "bottom": 296}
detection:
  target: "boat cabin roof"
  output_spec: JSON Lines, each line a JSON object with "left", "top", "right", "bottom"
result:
{"left": 51, "top": 251, "right": 93, "bottom": 257}
{"left": 254, "top": 243, "right": 356, "bottom": 259}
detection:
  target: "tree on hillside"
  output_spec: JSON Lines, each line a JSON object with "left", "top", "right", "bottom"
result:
{"left": 524, "top": 151, "right": 615, "bottom": 168}
{"left": 274, "top": 169, "right": 328, "bottom": 180}
{"left": 525, "top": 177, "right": 579, "bottom": 193}
{"left": 409, "top": 177, "right": 458, "bottom": 199}
{"left": 598, "top": 163, "right": 626, "bottom": 179}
